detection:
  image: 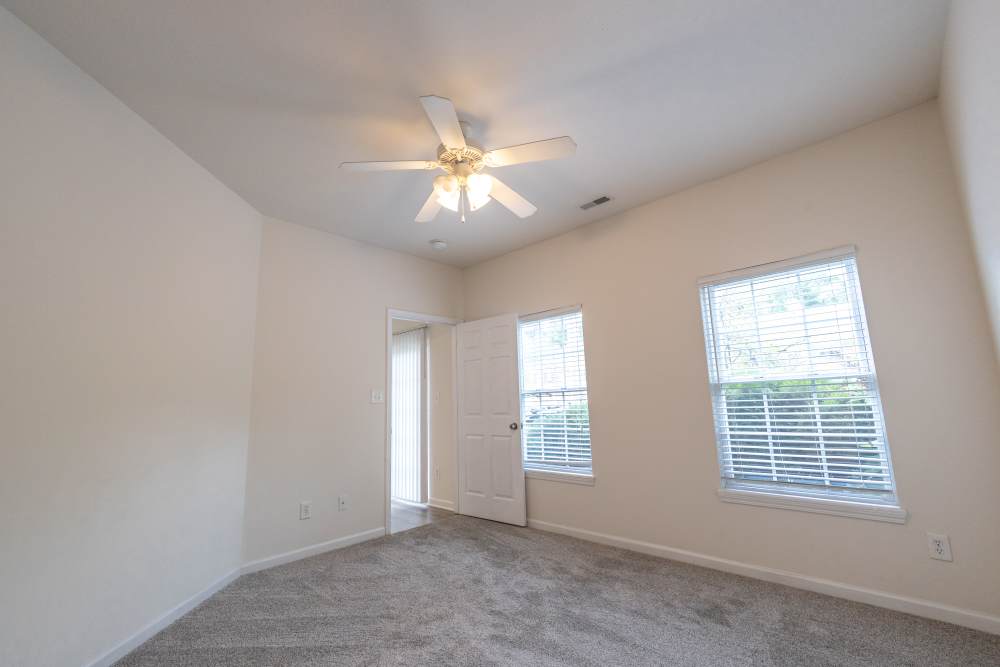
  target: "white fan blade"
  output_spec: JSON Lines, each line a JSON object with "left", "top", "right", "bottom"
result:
{"left": 419, "top": 96, "right": 467, "bottom": 149}
{"left": 489, "top": 177, "right": 537, "bottom": 218}
{"left": 484, "top": 136, "right": 576, "bottom": 167}
{"left": 340, "top": 160, "right": 438, "bottom": 171}
{"left": 414, "top": 191, "right": 442, "bottom": 223}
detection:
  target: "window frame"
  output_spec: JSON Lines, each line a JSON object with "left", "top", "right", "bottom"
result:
{"left": 698, "top": 247, "right": 906, "bottom": 523}
{"left": 517, "top": 305, "right": 595, "bottom": 484}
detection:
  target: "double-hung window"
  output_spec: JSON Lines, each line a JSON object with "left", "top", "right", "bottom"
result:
{"left": 699, "top": 248, "right": 903, "bottom": 521}
{"left": 518, "top": 307, "right": 593, "bottom": 481}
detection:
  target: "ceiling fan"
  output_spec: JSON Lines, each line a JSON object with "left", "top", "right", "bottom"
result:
{"left": 340, "top": 96, "right": 576, "bottom": 223}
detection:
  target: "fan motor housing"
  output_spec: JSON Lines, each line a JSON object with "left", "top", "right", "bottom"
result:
{"left": 437, "top": 144, "right": 486, "bottom": 174}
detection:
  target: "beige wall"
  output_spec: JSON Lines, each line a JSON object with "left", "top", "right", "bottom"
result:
{"left": 0, "top": 8, "right": 262, "bottom": 667}
{"left": 6, "top": 3, "right": 1000, "bottom": 661}
{"left": 463, "top": 102, "right": 1000, "bottom": 618}
{"left": 242, "top": 219, "right": 463, "bottom": 563}
{"left": 427, "top": 324, "right": 457, "bottom": 509}
{"left": 941, "top": 0, "right": 1000, "bottom": 364}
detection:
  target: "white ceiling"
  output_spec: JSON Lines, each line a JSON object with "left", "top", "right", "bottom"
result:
{"left": 4, "top": 0, "right": 950, "bottom": 267}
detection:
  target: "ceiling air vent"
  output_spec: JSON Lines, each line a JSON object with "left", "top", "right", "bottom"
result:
{"left": 580, "top": 195, "right": 612, "bottom": 210}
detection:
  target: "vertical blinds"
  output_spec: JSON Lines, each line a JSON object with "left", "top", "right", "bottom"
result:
{"left": 699, "top": 253, "right": 896, "bottom": 500}
{"left": 391, "top": 328, "right": 424, "bottom": 503}
{"left": 518, "top": 308, "right": 592, "bottom": 473}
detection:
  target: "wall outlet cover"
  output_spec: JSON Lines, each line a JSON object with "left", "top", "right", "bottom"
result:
{"left": 927, "top": 532, "right": 952, "bottom": 561}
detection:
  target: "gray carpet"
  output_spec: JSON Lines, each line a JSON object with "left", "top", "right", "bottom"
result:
{"left": 116, "top": 515, "right": 1000, "bottom": 666}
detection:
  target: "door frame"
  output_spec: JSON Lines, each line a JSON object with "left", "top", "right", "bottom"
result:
{"left": 384, "top": 308, "right": 460, "bottom": 535}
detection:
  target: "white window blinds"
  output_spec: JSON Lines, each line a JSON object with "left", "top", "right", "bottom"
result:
{"left": 699, "top": 250, "right": 897, "bottom": 503}
{"left": 518, "top": 308, "right": 592, "bottom": 474}
{"left": 391, "top": 327, "right": 424, "bottom": 503}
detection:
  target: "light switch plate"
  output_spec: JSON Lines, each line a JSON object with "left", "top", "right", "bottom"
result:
{"left": 370, "top": 389, "right": 385, "bottom": 404}
{"left": 299, "top": 501, "right": 312, "bottom": 520}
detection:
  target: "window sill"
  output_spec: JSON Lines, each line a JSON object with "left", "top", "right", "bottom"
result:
{"left": 525, "top": 469, "right": 595, "bottom": 486}
{"left": 717, "top": 488, "right": 907, "bottom": 524}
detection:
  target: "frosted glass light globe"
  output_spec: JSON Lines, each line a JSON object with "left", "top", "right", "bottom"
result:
{"left": 466, "top": 173, "right": 492, "bottom": 198}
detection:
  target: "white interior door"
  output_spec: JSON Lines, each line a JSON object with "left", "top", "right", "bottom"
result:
{"left": 457, "top": 314, "right": 526, "bottom": 526}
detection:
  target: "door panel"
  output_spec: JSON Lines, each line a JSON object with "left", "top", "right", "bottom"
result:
{"left": 491, "top": 435, "right": 515, "bottom": 499}
{"left": 462, "top": 358, "right": 482, "bottom": 415}
{"left": 488, "top": 356, "right": 512, "bottom": 413}
{"left": 465, "top": 436, "right": 487, "bottom": 496}
{"left": 457, "top": 313, "right": 526, "bottom": 526}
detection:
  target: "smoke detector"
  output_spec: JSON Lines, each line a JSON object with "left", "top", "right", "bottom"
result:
{"left": 429, "top": 239, "right": 448, "bottom": 250}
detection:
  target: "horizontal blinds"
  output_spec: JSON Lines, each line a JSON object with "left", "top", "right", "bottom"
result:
{"left": 519, "top": 309, "right": 592, "bottom": 471}
{"left": 705, "top": 257, "right": 872, "bottom": 382}
{"left": 700, "top": 254, "right": 895, "bottom": 495}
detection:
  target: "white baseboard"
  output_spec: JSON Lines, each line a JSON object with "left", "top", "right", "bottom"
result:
{"left": 527, "top": 518, "right": 1000, "bottom": 635}
{"left": 85, "top": 567, "right": 241, "bottom": 667}
{"left": 86, "top": 527, "right": 385, "bottom": 666}
{"left": 427, "top": 497, "right": 456, "bottom": 512}
{"left": 240, "top": 526, "right": 385, "bottom": 575}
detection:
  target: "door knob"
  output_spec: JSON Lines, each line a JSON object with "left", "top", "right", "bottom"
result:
{"left": 509, "top": 422, "right": 519, "bottom": 430}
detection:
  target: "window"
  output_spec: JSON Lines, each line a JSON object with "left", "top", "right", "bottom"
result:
{"left": 518, "top": 307, "right": 592, "bottom": 479}
{"left": 699, "top": 248, "right": 903, "bottom": 519}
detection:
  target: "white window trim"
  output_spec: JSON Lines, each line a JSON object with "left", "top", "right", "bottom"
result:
{"left": 700, "top": 247, "right": 906, "bottom": 521}
{"left": 698, "top": 245, "right": 857, "bottom": 286}
{"left": 518, "top": 304, "right": 594, "bottom": 478}
{"left": 717, "top": 487, "right": 907, "bottom": 524}
{"left": 519, "top": 304, "right": 583, "bottom": 322}
{"left": 525, "top": 468, "right": 596, "bottom": 485}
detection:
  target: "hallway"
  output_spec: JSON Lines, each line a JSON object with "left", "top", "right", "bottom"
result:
{"left": 390, "top": 500, "right": 452, "bottom": 534}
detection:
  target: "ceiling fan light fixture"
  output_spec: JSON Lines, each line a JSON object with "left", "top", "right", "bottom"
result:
{"left": 433, "top": 174, "right": 458, "bottom": 195}
{"left": 466, "top": 172, "right": 492, "bottom": 198}
{"left": 468, "top": 191, "right": 491, "bottom": 211}
{"left": 434, "top": 172, "right": 492, "bottom": 213}
{"left": 437, "top": 190, "right": 460, "bottom": 212}
{"left": 433, "top": 174, "right": 461, "bottom": 211}
{"left": 344, "top": 96, "right": 574, "bottom": 223}
{"left": 466, "top": 173, "right": 492, "bottom": 211}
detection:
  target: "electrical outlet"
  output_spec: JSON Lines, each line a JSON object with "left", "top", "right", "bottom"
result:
{"left": 435, "top": 468, "right": 441, "bottom": 481}
{"left": 338, "top": 495, "right": 349, "bottom": 512}
{"left": 370, "top": 389, "right": 384, "bottom": 404}
{"left": 299, "top": 501, "right": 312, "bottom": 520}
{"left": 927, "top": 533, "right": 952, "bottom": 561}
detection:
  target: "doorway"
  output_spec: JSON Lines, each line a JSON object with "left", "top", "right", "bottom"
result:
{"left": 390, "top": 322, "right": 425, "bottom": 505}
{"left": 386, "top": 310, "right": 459, "bottom": 535}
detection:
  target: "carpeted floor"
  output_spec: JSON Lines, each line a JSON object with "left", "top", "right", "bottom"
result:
{"left": 116, "top": 515, "right": 1000, "bottom": 666}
